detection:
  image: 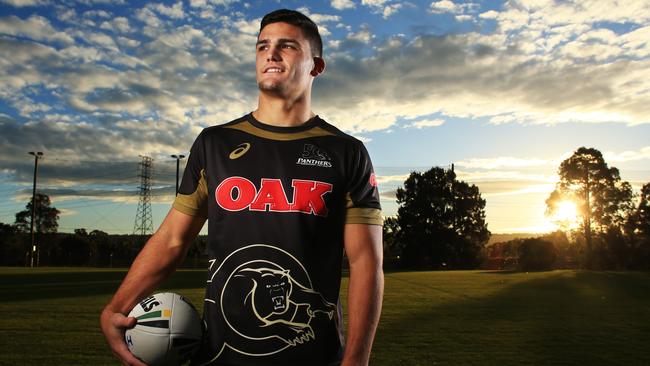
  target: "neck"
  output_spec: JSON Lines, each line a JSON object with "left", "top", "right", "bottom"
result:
{"left": 253, "top": 90, "right": 315, "bottom": 127}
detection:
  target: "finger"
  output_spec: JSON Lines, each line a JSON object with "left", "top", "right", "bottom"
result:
{"left": 112, "top": 313, "right": 137, "bottom": 329}
{"left": 124, "top": 316, "right": 138, "bottom": 329}
{"left": 115, "top": 343, "right": 148, "bottom": 366}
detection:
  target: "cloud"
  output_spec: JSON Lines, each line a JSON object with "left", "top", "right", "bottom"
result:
{"left": 331, "top": 0, "right": 355, "bottom": 10}
{"left": 297, "top": 7, "right": 341, "bottom": 23}
{"left": 0, "top": 113, "right": 197, "bottom": 185}
{"left": 376, "top": 174, "right": 409, "bottom": 184}
{"left": 382, "top": 3, "right": 402, "bottom": 19}
{"left": 0, "top": 14, "right": 75, "bottom": 44}
{"left": 454, "top": 169, "right": 558, "bottom": 184}
{"left": 604, "top": 146, "right": 650, "bottom": 163}
{"left": 38, "top": 186, "right": 177, "bottom": 205}
{"left": 346, "top": 25, "right": 374, "bottom": 43}
{"left": 233, "top": 17, "right": 261, "bottom": 35}
{"left": 83, "top": 9, "right": 112, "bottom": 19}
{"left": 3, "top": 1, "right": 649, "bottom": 158}
{"left": 361, "top": 0, "right": 402, "bottom": 18}
{"left": 456, "top": 157, "right": 550, "bottom": 170}
{"left": 313, "top": 11, "right": 650, "bottom": 131}
{"left": 362, "top": 0, "right": 388, "bottom": 6}
{"left": 296, "top": 7, "right": 340, "bottom": 36}
{"left": 479, "top": 183, "right": 555, "bottom": 198}
{"left": 100, "top": 16, "right": 132, "bottom": 33}
{"left": 0, "top": 0, "right": 48, "bottom": 7}
{"left": 405, "top": 118, "right": 445, "bottom": 129}
{"left": 430, "top": 1, "right": 479, "bottom": 17}
{"left": 430, "top": 0, "right": 457, "bottom": 13}
{"left": 135, "top": 7, "right": 163, "bottom": 28}
{"left": 151, "top": 1, "right": 185, "bottom": 19}
{"left": 2, "top": 1, "right": 650, "bottom": 210}
{"left": 479, "top": 10, "right": 498, "bottom": 19}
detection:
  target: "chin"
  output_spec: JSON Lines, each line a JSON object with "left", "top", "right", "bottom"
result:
{"left": 258, "top": 81, "right": 287, "bottom": 95}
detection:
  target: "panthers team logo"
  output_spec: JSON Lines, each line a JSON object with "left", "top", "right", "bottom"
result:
{"left": 297, "top": 143, "right": 332, "bottom": 168}
{"left": 203, "top": 244, "right": 337, "bottom": 362}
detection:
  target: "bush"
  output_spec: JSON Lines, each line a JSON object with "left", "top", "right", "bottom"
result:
{"left": 518, "top": 238, "right": 558, "bottom": 271}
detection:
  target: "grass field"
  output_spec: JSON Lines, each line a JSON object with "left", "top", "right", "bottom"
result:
{"left": 1, "top": 268, "right": 649, "bottom": 365}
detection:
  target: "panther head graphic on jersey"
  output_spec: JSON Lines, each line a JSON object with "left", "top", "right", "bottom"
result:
{"left": 202, "top": 244, "right": 338, "bottom": 362}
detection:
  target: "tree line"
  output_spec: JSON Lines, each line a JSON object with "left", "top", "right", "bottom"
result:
{"left": 0, "top": 196, "right": 207, "bottom": 267}
{"left": 0, "top": 225, "right": 208, "bottom": 268}
{"left": 384, "top": 147, "right": 650, "bottom": 270}
{"left": 2, "top": 146, "right": 649, "bottom": 270}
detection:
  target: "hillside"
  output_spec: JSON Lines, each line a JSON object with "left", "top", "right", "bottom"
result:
{"left": 488, "top": 232, "right": 540, "bottom": 245}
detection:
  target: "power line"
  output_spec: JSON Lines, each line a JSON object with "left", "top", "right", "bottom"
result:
{"left": 73, "top": 199, "right": 128, "bottom": 233}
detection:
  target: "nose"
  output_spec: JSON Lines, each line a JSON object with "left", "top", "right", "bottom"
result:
{"left": 266, "top": 45, "right": 282, "bottom": 62}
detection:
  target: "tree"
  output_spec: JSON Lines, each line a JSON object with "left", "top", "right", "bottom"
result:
{"left": 546, "top": 147, "right": 633, "bottom": 266}
{"left": 0, "top": 222, "right": 24, "bottom": 266}
{"left": 517, "top": 238, "right": 557, "bottom": 271}
{"left": 382, "top": 216, "right": 402, "bottom": 269}
{"left": 627, "top": 183, "right": 650, "bottom": 238}
{"left": 0, "top": 222, "right": 16, "bottom": 235}
{"left": 393, "top": 167, "right": 490, "bottom": 269}
{"left": 14, "top": 193, "right": 61, "bottom": 234}
{"left": 626, "top": 182, "right": 650, "bottom": 268}
{"left": 57, "top": 232, "right": 91, "bottom": 266}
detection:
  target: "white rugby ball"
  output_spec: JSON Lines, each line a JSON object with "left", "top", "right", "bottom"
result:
{"left": 125, "top": 292, "right": 203, "bottom": 366}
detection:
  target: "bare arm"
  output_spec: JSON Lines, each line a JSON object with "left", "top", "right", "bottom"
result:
{"left": 100, "top": 207, "right": 206, "bottom": 365}
{"left": 341, "top": 223, "right": 384, "bottom": 366}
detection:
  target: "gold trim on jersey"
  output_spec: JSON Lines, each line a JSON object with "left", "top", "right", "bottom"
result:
{"left": 345, "top": 193, "right": 383, "bottom": 225}
{"left": 224, "top": 120, "right": 336, "bottom": 141}
{"left": 172, "top": 169, "right": 208, "bottom": 218}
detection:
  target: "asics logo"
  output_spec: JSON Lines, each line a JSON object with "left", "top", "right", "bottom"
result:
{"left": 229, "top": 143, "right": 251, "bottom": 159}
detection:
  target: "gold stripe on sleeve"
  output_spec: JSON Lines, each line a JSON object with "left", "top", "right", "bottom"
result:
{"left": 345, "top": 193, "right": 383, "bottom": 225}
{"left": 346, "top": 207, "right": 383, "bottom": 225}
{"left": 172, "top": 169, "right": 208, "bottom": 218}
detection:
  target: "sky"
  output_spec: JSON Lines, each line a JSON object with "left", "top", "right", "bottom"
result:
{"left": 1, "top": 0, "right": 649, "bottom": 235}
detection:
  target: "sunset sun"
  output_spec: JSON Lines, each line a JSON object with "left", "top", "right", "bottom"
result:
{"left": 552, "top": 200, "right": 580, "bottom": 229}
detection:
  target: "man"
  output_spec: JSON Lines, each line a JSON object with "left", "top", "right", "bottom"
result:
{"left": 100, "top": 9, "right": 383, "bottom": 366}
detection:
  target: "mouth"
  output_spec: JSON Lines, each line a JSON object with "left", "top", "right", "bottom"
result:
{"left": 271, "top": 296, "right": 285, "bottom": 310}
{"left": 263, "top": 66, "right": 284, "bottom": 74}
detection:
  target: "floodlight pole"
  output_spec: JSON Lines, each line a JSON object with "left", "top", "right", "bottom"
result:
{"left": 171, "top": 154, "right": 186, "bottom": 196}
{"left": 28, "top": 151, "right": 43, "bottom": 268}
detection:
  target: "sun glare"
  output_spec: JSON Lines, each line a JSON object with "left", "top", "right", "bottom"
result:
{"left": 552, "top": 200, "right": 580, "bottom": 229}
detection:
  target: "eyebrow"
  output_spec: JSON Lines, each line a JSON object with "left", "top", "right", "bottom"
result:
{"left": 256, "top": 38, "right": 301, "bottom": 47}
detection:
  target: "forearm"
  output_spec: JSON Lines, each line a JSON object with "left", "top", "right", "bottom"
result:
{"left": 103, "top": 230, "right": 190, "bottom": 315}
{"left": 342, "top": 257, "right": 384, "bottom": 366}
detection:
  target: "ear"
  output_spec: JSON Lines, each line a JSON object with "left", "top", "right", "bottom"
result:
{"left": 310, "top": 56, "right": 326, "bottom": 77}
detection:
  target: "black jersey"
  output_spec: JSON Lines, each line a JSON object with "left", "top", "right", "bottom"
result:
{"left": 173, "top": 113, "right": 382, "bottom": 366}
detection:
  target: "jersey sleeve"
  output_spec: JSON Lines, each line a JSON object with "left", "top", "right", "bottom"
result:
{"left": 172, "top": 131, "right": 209, "bottom": 218}
{"left": 345, "top": 140, "right": 382, "bottom": 225}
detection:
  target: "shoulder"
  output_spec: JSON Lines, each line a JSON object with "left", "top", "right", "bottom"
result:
{"left": 199, "top": 115, "right": 249, "bottom": 138}
{"left": 316, "top": 116, "right": 364, "bottom": 147}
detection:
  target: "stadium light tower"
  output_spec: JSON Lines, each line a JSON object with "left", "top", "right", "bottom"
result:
{"left": 28, "top": 151, "right": 43, "bottom": 268}
{"left": 171, "top": 154, "right": 185, "bottom": 196}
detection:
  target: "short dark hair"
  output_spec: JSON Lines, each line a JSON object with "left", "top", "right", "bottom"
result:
{"left": 259, "top": 9, "right": 323, "bottom": 58}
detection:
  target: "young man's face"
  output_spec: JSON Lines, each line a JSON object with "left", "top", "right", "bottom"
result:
{"left": 255, "top": 22, "right": 318, "bottom": 99}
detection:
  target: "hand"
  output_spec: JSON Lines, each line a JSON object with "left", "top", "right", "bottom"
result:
{"left": 100, "top": 307, "right": 148, "bottom": 366}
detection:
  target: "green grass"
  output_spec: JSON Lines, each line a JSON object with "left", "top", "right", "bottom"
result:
{"left": 1, "top": 268, "right": 649, "bottom": 365}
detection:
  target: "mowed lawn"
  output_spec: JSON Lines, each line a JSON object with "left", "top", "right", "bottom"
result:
{"left": 1, "top": 268, "right": 649, "bottom": 365}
